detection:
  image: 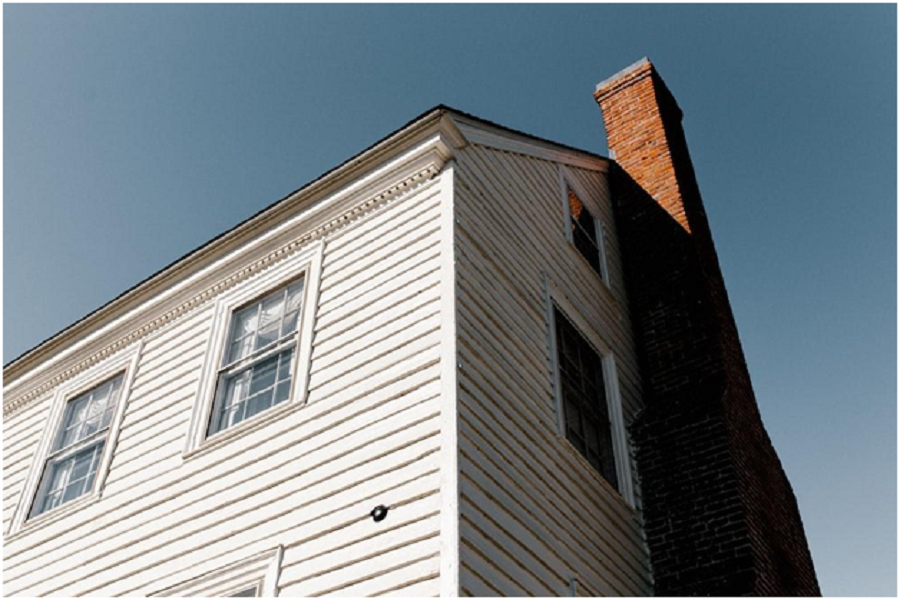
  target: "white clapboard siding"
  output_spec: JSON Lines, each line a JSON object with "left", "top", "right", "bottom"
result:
{"left": 2, "top": 170, "right": 448, "bottom": 596}
{"left": 3, "top": 395, "right": 55, "bottom": 536}
{"left": 3, "top": 396, "right": 53, "bottom": 477}
{"left": 5, "top": 364, "right": 440, "bottom": 579}
{"left": 378, "top": 575, "right": 441, "bottom": 597}
{"left": 454, "top": 143, "right": 651, "bottom": 596}
{"left": 4, "top": 114, "right": 653, "bottom": 597}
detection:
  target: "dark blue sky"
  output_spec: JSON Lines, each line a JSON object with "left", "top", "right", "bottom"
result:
{"left": 4, "top": 5, "right": 896, "bottom": 596}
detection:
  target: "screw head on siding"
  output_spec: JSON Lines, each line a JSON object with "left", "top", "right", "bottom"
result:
{"left": 370, "top": 505, "right": 389, "bottom": 522}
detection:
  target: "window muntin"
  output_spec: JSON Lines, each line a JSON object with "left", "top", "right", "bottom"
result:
{"left": 553, "top": 307, "right": 619, "bottom": 490}
{"left": 567, "top": 187, "right": 603, "bottom": 276}
{"left": 30, "top": 374, "right": 124, "bottom": 519}
{"left": 209, "top": 278, "right": 304, "bottom": 437}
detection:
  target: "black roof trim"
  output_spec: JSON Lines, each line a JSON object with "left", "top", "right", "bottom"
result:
{"left": 5, "top": 104, "right": 608, "bottom": 370}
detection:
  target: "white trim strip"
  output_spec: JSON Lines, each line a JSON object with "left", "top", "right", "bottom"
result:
{"left": 454, "top": 118, "right": 609, "bottom": 173}
{"left": 436, "top": 160, "right": 460, "bottom": 597}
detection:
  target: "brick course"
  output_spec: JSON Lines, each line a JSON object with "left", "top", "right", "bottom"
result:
{"left": 595, "top": 58, "right": 820, "bottom": 596}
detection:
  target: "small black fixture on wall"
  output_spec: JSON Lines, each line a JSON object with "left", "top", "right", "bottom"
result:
{"left": 370, "top": 505, "right": 389, "bottom": 522}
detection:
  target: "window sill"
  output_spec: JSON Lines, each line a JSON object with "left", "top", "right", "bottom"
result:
{"left": 554, "top": 429, "right": 635, "bottom": 515}
{"left": 5, "top": 491, "right": 99, "bottom": 541}
{"left": 182, "top": 394, "right": 307, "bottom": 462}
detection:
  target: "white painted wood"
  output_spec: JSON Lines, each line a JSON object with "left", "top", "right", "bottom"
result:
{"left": 559, "top": 163, "right": 613, "bottom": 290}
{"left": 4, "top": 321, "right": 442, "bottom": 564}
{"left": 452, "top": 116, "right": 609, "bottom": 173}
{"left": 183, "top": 240, "right": 324, "bottom": 457}
{"left": 454, "top": 143, "right": 651, "bottom": 596}
{"left": 3, "top": 110, "right": 650, "bottom": 597}
{"left": 6, "top": 342, "right": 144, "bottom": 539}
{"left": 436, "top": 161, "right": 460, "bottom": 598}
{"left": 547, "top": 284, "right": 635, "bottom": 508}
{"left": 152, "top": 546, "right": 283, "bottom": 596}
{"left": 3, "top": 151, "right": 449, "bottom": 596}
{"left": 4, "top": 125, "right": 460, "bottom": 400}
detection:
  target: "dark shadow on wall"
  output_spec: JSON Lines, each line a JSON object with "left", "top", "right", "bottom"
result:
{"left": 610, "top": 166, "right": 821, "bottom": 596}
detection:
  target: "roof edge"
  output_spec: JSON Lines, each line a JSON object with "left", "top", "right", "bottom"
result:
{"left": 5, "top": 104, "right": 609, "bottom": 380}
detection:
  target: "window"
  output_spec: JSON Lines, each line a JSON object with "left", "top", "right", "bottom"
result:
{"left": 152, "top": 546, "right": 283, "bottom": 597}
{"left": 209, "top": 278, "right": 304, "bottom": 437}
{"left": 185, "top": 241, "right": 323, "bottom": 456}
{"left": 31, "top": 373, "right": 124, "bottom": 519}
{"left": 567, "top": 186, "right": 605, "bottom": 278}
{"left": 558, "top": 166, "right": 610, "bottom": 284}
{"left": 552, "top": 307, "right": 619, "bottom": 489}
{"left": 8, "top": 345, "right": 140, "bottom": 536}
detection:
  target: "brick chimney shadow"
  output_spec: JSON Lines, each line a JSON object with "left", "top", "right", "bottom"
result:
{"left": 611, "top": 166, "right": 821, "bottom": 596}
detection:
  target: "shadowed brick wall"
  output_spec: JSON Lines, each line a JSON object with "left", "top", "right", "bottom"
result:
{"left": 595, "top": 58, "right": 820, "bottom": 596}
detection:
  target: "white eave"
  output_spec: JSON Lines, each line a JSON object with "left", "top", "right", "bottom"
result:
{"left": 3, "top": 106, "right": 610, "bottom": 400}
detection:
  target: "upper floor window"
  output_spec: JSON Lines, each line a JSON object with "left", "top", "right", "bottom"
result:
{"left": 8, "top": 346, "right": 140, "bottom": 536}
{"left": 184, "top": 241, "right": 323, "bottom": 456}
{"left": 567, "top": 186, "right": 606, "bottom": 279}
{"left": 558, "top": 166, "right": 610, "bottom": 285}
{"left": 209, "top": 278, "right": 305, "bottom": 437}
{"left": 550, "top": 305, "right": 623, "bottom": 492}
{"left": 30, "top": 373, "right": 124, "bottom": 519}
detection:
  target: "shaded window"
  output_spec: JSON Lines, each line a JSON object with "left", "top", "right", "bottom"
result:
{"left": 228, "top": 586, "right": 259, "bottom": 597}
{"left": 567, "top": 187, "right": 603, "bottom": 277}
{"left": 209, "top": 278, "right": 305, "bottom": 436}
{"left": 30, "top": 374, "right": 124, "bottom": 518}
{"left": 553, "top": 307, "right": 618, "bottom": 489}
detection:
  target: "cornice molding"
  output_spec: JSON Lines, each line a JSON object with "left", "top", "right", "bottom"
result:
{"left": 4, "top": 108, "right": 464, "bottom": 377}
{"left": 452, "top": 116, "right": 609, "bottom": 173}
{"left": 3, "top": 144, "right": 449, "bottom": 417}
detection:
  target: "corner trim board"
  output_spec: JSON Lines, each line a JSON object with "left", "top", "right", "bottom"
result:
{"left": 437, "top": 160, "right": 460, "bottom": 597}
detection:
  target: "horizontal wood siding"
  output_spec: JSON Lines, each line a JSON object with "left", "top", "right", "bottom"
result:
{"left": 454, "top": 144, "right": 652, "bottom": 596}
{"left": 3, "top": 176, "right": 446, "bottom": 597}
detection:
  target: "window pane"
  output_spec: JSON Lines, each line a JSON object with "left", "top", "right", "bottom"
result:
{"left": 225, "top": 278, "right": 305, "bottom": 366}
{"left": 228, "top": 336, "right": 253, "bottom": 365}
{"left": 554, "top": 308, "right": 618, "bottom": 489}
{"left": 230, "top": 587, "right": 259, "bottom": 597}
{"left": 281, "top": 281, "right": 305, "bottom": 336}
{"left": 568, "top": 187, "right": 602, "bottom": 276}
{"left": 55, "top": 375, "right": 122, "bottom": 451}
{"left": 32, "top": 441, "right": 105, "bottom": 518}
{"left": 68, "top": 448, "right": 94, "bottom": 482}
{"left": 249, "top": 358, "right": 278, "bottom": 395}
{"left": 255, "top": 292, "right": 286, "bottom": 351}
{"left": 232, "top": 305, "right": 260, "bottom": 344}
{"left": 222, "top": 371, "right": 250, "bottom": 412}
{"left": 210, "top": 348, "right": 295, "bottom": 436}
{"left": 245, "top": 391, "right": 274, "bottom": 420}
{"left": 573, "top": 227, "right": 602, "bottom": 274}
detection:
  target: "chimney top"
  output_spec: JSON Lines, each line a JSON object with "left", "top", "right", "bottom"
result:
{"left": 594, "top": 57, "right": 682, "bottom": 121}
{"left": 594, "top": 57, "right": 652, "bottom": 94}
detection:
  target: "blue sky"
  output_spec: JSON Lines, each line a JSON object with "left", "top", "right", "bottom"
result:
{"left": 4, "top": 4, "right": 896, "bottom": 596}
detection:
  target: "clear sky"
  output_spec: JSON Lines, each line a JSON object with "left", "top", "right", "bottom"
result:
{"left": 3, "top": 4, "right": 896, "bottom": 596}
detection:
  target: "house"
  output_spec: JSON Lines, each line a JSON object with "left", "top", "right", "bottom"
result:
{"left": 2, "top": 59, "right": 819, "bottom": 596}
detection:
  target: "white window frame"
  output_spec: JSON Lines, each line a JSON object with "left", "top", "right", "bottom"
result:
{"left": 7, "top": 342, "right": 143, "bottom": 537}
{"left": 184, "top": 240, "right": 323, "bottom": 457}
{"left": 558, "top": 165, "right": 611, "bottom": 286}
{"left": 544, "top": 278, "right": 634, "bottom": 507}
{"left": 153, "top": 546, "right": 283, "bottom": 597}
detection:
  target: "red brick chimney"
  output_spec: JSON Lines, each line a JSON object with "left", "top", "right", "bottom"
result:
{"left": 595, "top": 58, "right": 820, "bottom": 596}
